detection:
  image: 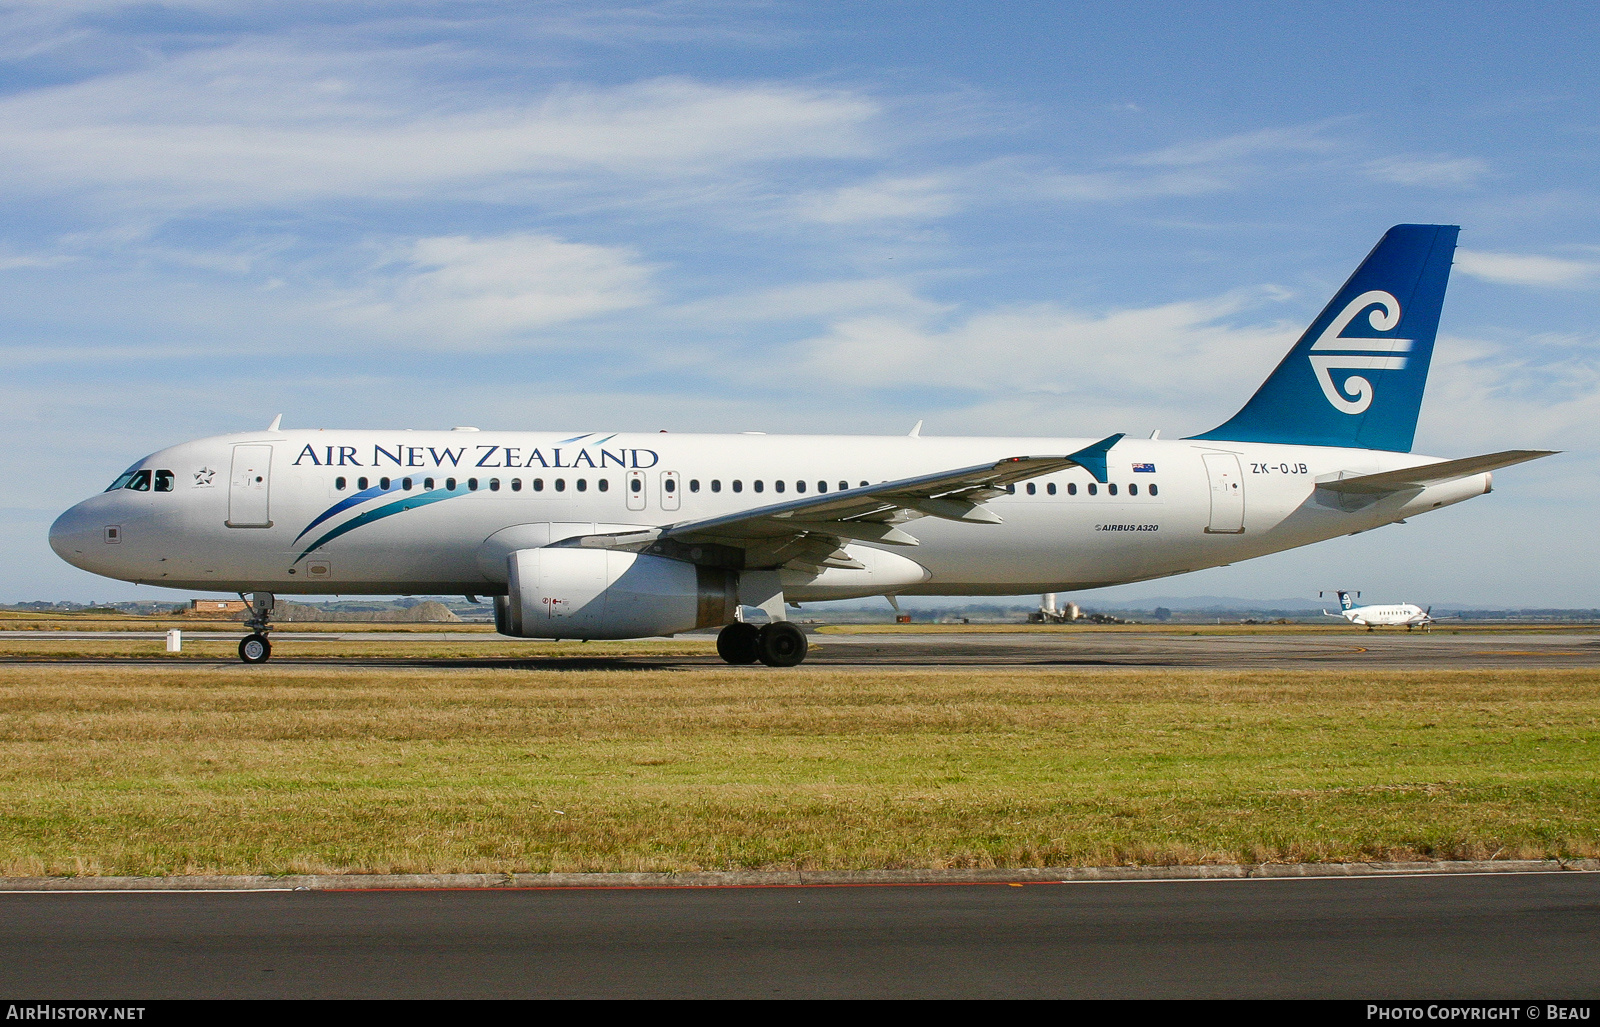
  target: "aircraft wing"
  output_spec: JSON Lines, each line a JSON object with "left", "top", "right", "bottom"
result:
{"left": 552, "top": 434, "right": 1123, "bottom": 571}
{"left": 1316, "top": 449, "right": 1556, "bottom": 496}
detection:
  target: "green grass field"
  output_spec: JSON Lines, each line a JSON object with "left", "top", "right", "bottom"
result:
{"left": 0, "top": 662, "right": 1594, "bottom": 877}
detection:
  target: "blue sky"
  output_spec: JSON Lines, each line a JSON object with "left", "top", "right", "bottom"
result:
{"left": 4, "top": 1, "right": 1597, "bottom": 606}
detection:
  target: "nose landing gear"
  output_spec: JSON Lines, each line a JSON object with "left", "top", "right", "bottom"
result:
{"left": 238, "top": 592, "right": 275, "bottom": 664}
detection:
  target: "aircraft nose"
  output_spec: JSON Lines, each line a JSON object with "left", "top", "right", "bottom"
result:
{"left": 49, "top": 501, "right": 104, "bottom": 570}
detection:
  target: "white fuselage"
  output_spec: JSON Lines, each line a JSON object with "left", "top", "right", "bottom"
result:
{"left": 1336, "top": 604, "right": 1431, "bottom": 627}
{"left": 50, "top": 428, "right": 1491, "bottom": 602}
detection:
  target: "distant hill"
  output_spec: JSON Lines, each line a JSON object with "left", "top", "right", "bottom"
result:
{"left": 275, "top": 600, "right": 461, "bottom": 623}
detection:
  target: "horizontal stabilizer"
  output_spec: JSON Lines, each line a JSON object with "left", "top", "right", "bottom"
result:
{"left": 1317, "top": 450, "right": 1556, "bottom": 495}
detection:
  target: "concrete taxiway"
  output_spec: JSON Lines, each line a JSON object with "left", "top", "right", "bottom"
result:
{"left": 4, "top": 628, "right": 1598, "bottom": 669}
{"left": 2, "top": 872, "right": 1596, "bottom": 998}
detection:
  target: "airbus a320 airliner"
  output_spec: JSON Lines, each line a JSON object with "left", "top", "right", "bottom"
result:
{"left": 50, "top": 225, "right": 1551, "bottom": 665}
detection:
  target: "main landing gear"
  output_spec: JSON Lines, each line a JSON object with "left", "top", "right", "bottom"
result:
{"left": 716, "top": 621, "right": 808, "bottom": 667}
{"left": 238, "top": 592, "right": 275, "bottom": 664}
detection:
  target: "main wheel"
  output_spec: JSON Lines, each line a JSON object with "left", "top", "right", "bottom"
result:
{"left": 756, "top": 622, "right": 808, "bottom": 667}
{"left": 716, "top": 622, "right": 761, "bottom": 664}
{"left": 238, "top": 633, "right": 272, "bottom": 664}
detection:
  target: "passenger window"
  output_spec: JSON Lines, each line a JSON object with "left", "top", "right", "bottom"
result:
{"left": 423, "top": 477, "right": 434, "bottom": 490}
{"left": 468, "top": 478, "right": 479, "bottom": 491}
{"left": 403, "top": 478, "right": 413, "bottom": 491}
{"left": 774, "top": 481, "right": 784, "bottom": 493}
{"left": 489, "top": 478, "right": 501, "bottom": 492}
{"left": 712, "top": 480, "right": 722, "bottom": 493}
{"left": 860, "top": 481, "right": 869, "bottom": 488}
{"left": 125, "top": 470, "right": 152, "bottom": 491}
{"left": 512, "top": 479, "right": 522, "bottom": 492}
{"left": 1088, "top": 483, "right": 1097, "bottom": 496}
{"left": 335, "top": 476, "right": 347, "bottom": 491}
{"left": 154, "top": 470, "right": 175, "bottom": 492}
{"left": 358, "top": 477, "right": 370, "bottom": 490}
{"left": 598, "top": 479, "right": 609, "bottom": 492}
{"left": 754, "top": 480, "right": 764, "bottom": 493}
{"left": 818, "top": 481, "right": 827, "bottom": 493}
{"left": 629, "top": 477, "right": 641, "bottom": 493}
{"left": 1047, "top": 482, "right": 1056, "bottom": 496}
{"left": 380, "top": 477, "right": 391, "bottom": 490}
{"left": 1128, "top": 483, "right": 1138, "bottom": 496}
{"left": 446, "top": 477, "right": 457, "bottom": 491}
{"left": 555, "top": 479, "right": 566, "bottom": 492}
{"left": 1026, "top": 482, "right": 1036, "bottom": 495}
{"left": 796, "top": 481, "right": 805, "bottom": 493}
{"left": 733, "top": 480, "right": 743, "bottom": 493}
{"left": 1108, "top": 483, "right": 1118, "bottom": 496}
{"left": 1067, "top": 482, "right": 1077, "bottom": 496}
{"left": 533, "top": 478, "right": 544, "bottom": 491}
{"left": 577, "top": 479, "right": 587, "bottom": 492}
{"left": 664, "top": 478, "right": 675, "bottom": 493}
{"left": 690, "top": 479, "right": 700, "bottom": 493}
{"left": 839, "top": 481, "right": 849, "bottom": 491}
{"left": 1149, "top": 483, "right": 1159, "bottom": 497}
{"left": 1005, "top": 484, "right": 1014, "bottom": 494}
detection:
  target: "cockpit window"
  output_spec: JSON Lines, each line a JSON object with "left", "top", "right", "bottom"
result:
{"left": 153, "top": 470, "right": 174, "bottom": 492}
{"left": 124, "top": 470, "right": 152, "bottom": 492}
{"left": 106, "top": 472, "right": 137, "bottom": 492}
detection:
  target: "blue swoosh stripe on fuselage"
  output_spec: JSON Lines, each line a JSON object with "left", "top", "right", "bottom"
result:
{"left": 293, "top": 483, "right": 398, "bottom": 543}
{"left": 294, "top": 486, "right": 468, "bottom": 563}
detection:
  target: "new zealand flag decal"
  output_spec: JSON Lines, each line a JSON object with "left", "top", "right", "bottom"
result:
{"left": 1132, "top": 463, "right": 1156, "bottom": 473}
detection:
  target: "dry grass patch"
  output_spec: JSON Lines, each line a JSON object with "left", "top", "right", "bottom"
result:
{"left": 0, "top": 665, "right": 1595, "bottom": 875}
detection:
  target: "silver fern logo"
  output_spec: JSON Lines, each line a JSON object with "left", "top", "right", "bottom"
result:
{"left": 1308, "top": 290, "right": 1410, "bottom": 415}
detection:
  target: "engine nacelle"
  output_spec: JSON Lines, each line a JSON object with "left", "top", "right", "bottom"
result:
{"left": 497, "top": 548, "right": 738, "bottom": 640}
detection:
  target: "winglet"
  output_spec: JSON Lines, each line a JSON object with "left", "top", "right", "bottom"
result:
{"left": 1067, "top": 433, "right": 1124, "bottom": 483}
{"left": 267, "top": 414, "right": 283, "bottom": 432}
{"left": 909, "top": 420, "right": 923, "bottom": 438}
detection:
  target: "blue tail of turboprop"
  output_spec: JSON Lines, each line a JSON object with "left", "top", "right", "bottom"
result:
{"left": 1189, "top": 224, "right": 1459, "bottom": 453}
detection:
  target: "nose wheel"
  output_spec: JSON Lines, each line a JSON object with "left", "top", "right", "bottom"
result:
{"left": 239, "top": 634, "right": 272, "bottom": 664}
{"left": 236, "top": 591, "right": 276, "bottom": 664}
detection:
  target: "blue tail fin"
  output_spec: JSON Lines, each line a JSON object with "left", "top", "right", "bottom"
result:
{"left": 1189, "top": 224, "right": 1459, "bottom": 452}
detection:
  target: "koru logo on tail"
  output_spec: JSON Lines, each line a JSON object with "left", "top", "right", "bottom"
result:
{"left": 1308, "top": 290, "right": 1410, "bottom": 415}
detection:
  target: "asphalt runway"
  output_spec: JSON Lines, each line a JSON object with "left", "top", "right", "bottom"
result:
{"left": 805, "top": 629, "right": 1600, "bottom": 669}
{"left": 5, "top": 628, "right": 1599, "bottom": 669}
{"left": 2, "top": 873, "right": 1597, "bottom": 998}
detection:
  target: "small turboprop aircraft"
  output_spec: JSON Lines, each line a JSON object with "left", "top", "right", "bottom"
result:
{"left": 50, "top": 225, "right": 1551, "bottom": 665}
{"left": 1321, "top": 590, "right": 1435, "bottom": 631}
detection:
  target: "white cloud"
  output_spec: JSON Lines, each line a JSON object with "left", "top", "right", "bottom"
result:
{"left": 334, "top": 233, "right": 657, "bottom": 342}
{"left": 1417, "top": 332, "right": 1600, "bottom": 454}
{"left": 795, "top": 175, "right": 962, "bottom": 224}
{"left": 1455, "top": 249, "right": 1599, "bottom": 288}
{"left": 795, "top": 289, "right": 1299, "bottom": 429}
{"left": 1031, "top": 169, "right": 1227, "bottom": 201}
{"left": 673, "top": 278, "right": 951, "bottom": 325}
{"left": 1366, "top": 155, "right": 1489, "bottom": 188}
{"left": 0, "top": 251, "right": 72, "bottom": 271}
{"left": 0, "top": 44, "right": 883, "bottom": 207}
{"left": 1133, "top": 122, "right": 1340, "bottom": 167}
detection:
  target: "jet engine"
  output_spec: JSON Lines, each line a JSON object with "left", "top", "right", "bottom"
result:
{"left": 495, "top": 547, "right": 738, "bottom": 640}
